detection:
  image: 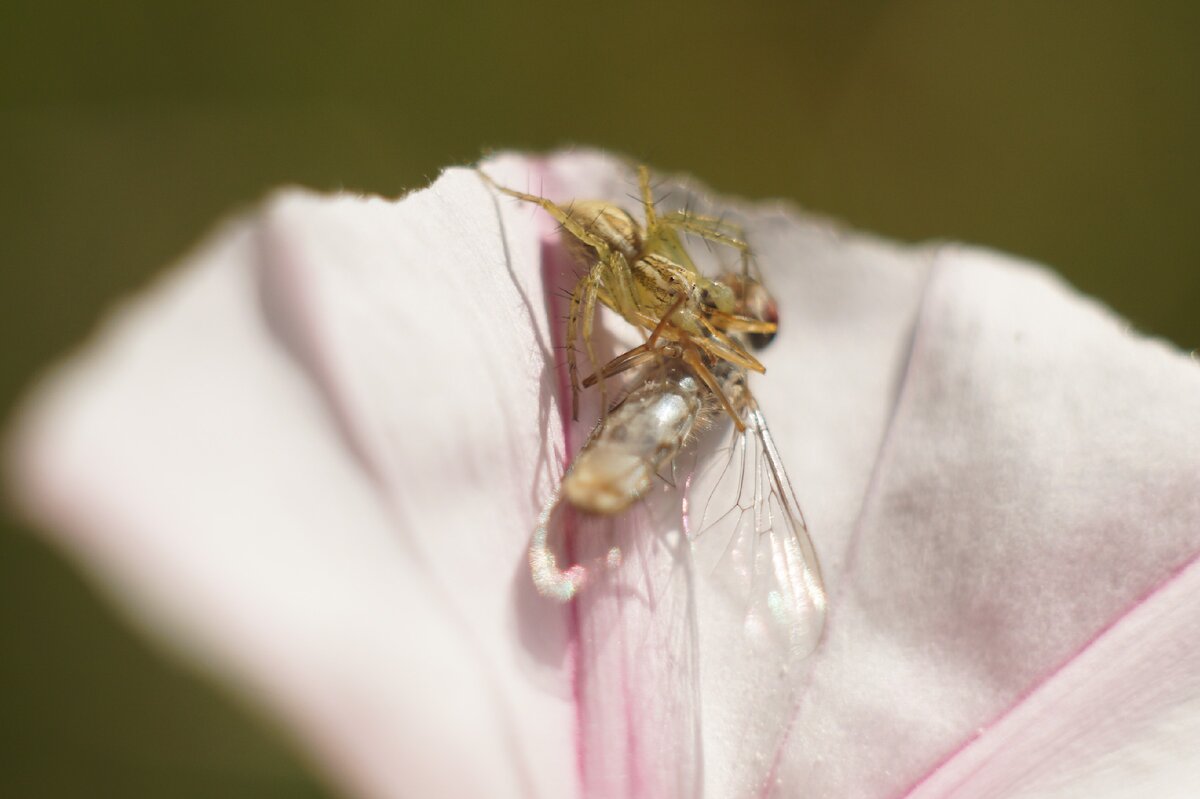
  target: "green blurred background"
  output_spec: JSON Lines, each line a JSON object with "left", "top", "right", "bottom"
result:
{"left": 2, "top": 2, "right": 1197, "bottom": 796}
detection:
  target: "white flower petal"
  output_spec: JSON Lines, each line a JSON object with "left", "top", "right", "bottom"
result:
{"left": 907, "top": 546, "right": 1200, "bottom": 798}
{"left": 768, "top": 248, "right": 1200, "bottom": 797}
{"left": 10, "top": 150, "right": 1200, "bottom": 799}
{"left": 11, "top": 172, "right": 579, "bottom": 799}
{"left": 481, "top": 154, "right": 1200, "bottom": 797}
{"left": 510, "top": 153, "right": 935, "bottom": 798}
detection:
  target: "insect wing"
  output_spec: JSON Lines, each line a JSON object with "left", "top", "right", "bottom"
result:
{"left": 686, "top": 398, "right": 826, "bottom": 659}
{"left": 747, "top": 400, "right": 826, "bottom": 654}
{"left": 681, "top": 394, "right": 826, "bottom": 790}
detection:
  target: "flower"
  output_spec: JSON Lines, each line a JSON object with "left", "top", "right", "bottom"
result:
{"left": 10, "top": 151, "right": 1200, "bottom": 798}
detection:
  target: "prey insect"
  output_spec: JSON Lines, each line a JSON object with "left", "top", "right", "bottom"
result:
{"left": 478, "top": 165, "right": 776, "bottom": 431}
{"left": 529, "top": 273, "right": 826, "bottom": 656}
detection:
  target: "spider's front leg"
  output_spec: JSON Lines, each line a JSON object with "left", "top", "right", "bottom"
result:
{"left": 477, "top": 170, "right": 618, "bottom": 257}
{"left": 680, "top": 343, "right": 747, "bottom": 433}
{"left": 580, "top": 294, "right": 689, "bottom": 388}
{"left": 661, "top": 210, "right": 754, "bottom": 278}
{"left": 636, "top": 164, "right": 660, "bottom": 229}
{"left": 602, "top": 250, "right": 640, "bottom": 329}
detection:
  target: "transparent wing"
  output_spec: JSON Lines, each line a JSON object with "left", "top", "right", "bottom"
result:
{"left": 685, "top": 395, "right": 826, "bottom": 659}
{"left": 678, "top": 391, "right": 826, "bottom": 792}
{"left": 529, "top": 365, "right": 824, "bottom": 794}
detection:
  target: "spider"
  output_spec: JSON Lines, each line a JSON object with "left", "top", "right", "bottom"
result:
{"left": 479, "top": 164, "right": 775, "bottom": 431}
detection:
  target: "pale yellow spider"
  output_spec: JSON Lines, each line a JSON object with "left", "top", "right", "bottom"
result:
{"left": 479, "top": 164, "right": 775, "bottom": 431}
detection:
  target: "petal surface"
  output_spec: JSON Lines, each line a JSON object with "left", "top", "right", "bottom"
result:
{"left": 11, "top": 169, "right": 581, "bottom": 799}
{"left": 483, "top": 154, "right": 1200, "bottom": 798}
{"left": 11, "top": 151, "right": 1200, "bottom": 799}
{"left": 503, "top": 154, "right": 935, "bottom": 798}
{"left": 767, "top": 248, "right": 1200, "bottom": 797}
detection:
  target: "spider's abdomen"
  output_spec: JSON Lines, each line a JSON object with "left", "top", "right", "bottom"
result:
{"left": 567, "top": 201, "right": 641, "bottom": 260}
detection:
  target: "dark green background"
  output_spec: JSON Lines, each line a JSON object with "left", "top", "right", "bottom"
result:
{"left": 3, "top": 2, "right": 1197, "bottom": 796}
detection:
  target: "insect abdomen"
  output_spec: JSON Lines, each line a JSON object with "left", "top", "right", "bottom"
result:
{"left": 563, "top": 363, "right": 709, "bottom": 515}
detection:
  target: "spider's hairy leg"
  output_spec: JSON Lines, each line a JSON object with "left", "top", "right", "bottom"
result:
{"left": 701, "top": 312, "right": 763, "bottom": 352}
{"left": 647, "top": 291, "right": 688, "bottom": 349}
{"left": 603, "top": 250, "right": 641, "bottom": 328}
{"left": 661, "top": 210, "right": 754, "bottom": 277}
{"left": 581, "top": 346, "right": 659, "bottom": 388}
{"left": 476, "top": 170, "right": 616, "bottom": 256}
{"left": 692, "top": 320, "right": 767, "bottom": 374}
{"left": 681, "top": 345, "right": 747, "bottom": 433}
{"left": 662, "top": 210, "right": 747, "bottom": 240}
{"left": 578, "top": 262, "right": 607, "bottom": 422}
{"left": 623, "top": 303, "right": 765, "bottom": 375}
{"left": 582, "top": 294, "right": 688, "bottom": 387}
{"left": 637, "top": 164, "right": 659, "bottom": 230}
{"left": 706, "top": 309, "right": 777, "bottom": 336}
{"left": 567, "top": 264, "right": 602, "bottom": 421}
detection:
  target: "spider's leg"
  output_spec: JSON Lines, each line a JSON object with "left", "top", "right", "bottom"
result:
{"left": 637, "top": 164, "right": 659, "bottom": 230}
{"left": 604, "top": 251, "right": 641, "bottom": 329}
{"left": 628, "top": 307, "right": 766, "bottom": 375}
{"left": 661, "top": 210, "right": 754, "bottom": 278}
{"left": 698, "top": 315, "right": 767, "bottom": 372}
{"left": 691, "top": 329, "right": 765, "bottom": 374}
{"left": 578, "top": 262, "right": 607, "bottom": 422}
{"left": 567, "top": 262, "right": 603, "bottom": 420}
{"left": 581, "top": 294, "right": 689, "bottom": 387}
{"left": 477, "top": 169, "right": 615, "bottom": 256}
{"left": 681, "top": 344, "right": 746, "bottom": 433}
{"left": 706, "top": 309, "right": 777, "bottom": 337}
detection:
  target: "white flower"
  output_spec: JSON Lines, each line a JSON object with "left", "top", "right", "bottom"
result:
{"left": 10, "top": 151, "right": 1200, "bottom": 798}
